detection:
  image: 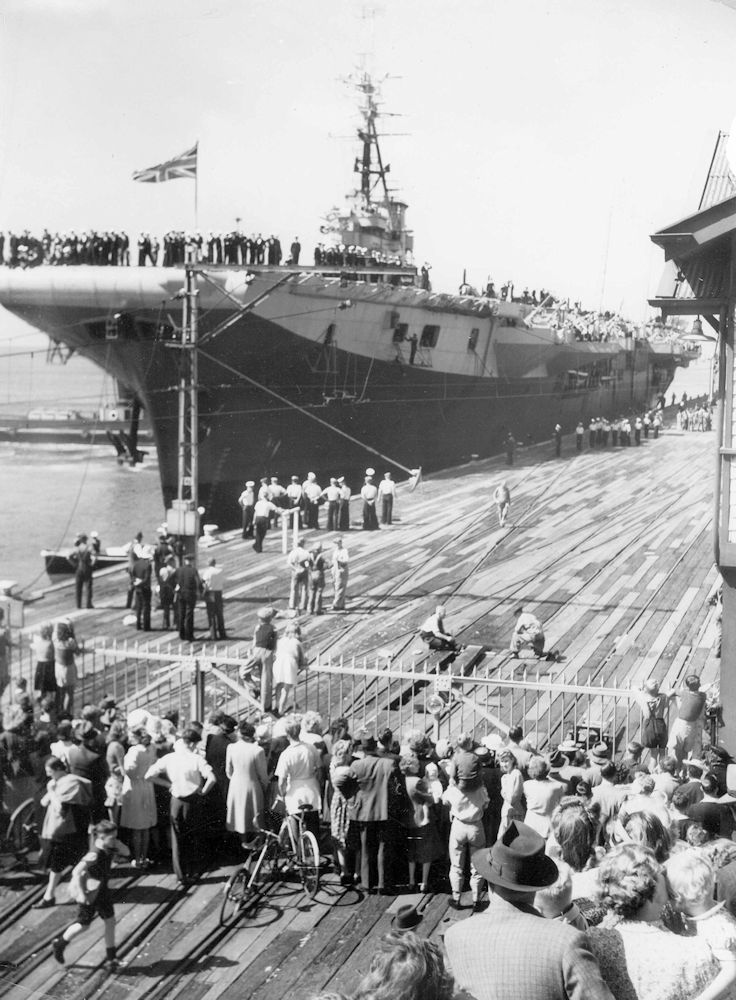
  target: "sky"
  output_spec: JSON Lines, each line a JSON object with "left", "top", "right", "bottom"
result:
{"left": 1, "top": 0, "right": 736, "bottom": 340}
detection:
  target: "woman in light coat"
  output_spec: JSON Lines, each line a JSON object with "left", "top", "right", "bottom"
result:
{"left": 226, "top": 720, "right": 269, "bottom": 843}
{"left": 120, "top": 726, "right": 157, "bottom": 868}
{"left": 273, "top": 622, "right": 307, "bottom": 716}
{"left": 53, "top": 619, "right": 79, "bottom": 715}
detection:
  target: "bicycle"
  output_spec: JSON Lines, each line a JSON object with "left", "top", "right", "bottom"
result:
{"left": 0, "top": 797, "right": 39, "bottom": 867}
{"left": 219, "top": 804, "right": 320, "bottom": 925}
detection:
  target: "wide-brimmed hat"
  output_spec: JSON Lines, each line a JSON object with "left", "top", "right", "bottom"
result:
{"left": 481, "top": 733, "right": 505, "bottom": 752}
{"left": 589, "top": 742, "right": 610, "bottom": 765}
{"left": 548, "top": 750, "right": 566, "bottom": 770}
{"left": 392, "top": 904, "right": 423, "bottom": 931}
{"left": 558, "top": 739, "right": 579, "bottom": 755}
{"left": 257, "top": 606, "right": 277, "bottom": 620}
{"left": 472, "top": 821, "right": 558, "bottom": 891}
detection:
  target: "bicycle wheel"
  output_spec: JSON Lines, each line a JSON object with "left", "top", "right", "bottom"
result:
{"left": 6, "top": 798, "right": 37, "bottom": 856}
{"left": 297, "top": 830, "right": 320, "bottom": 899}
{"left": 220, "top": 868, "right": 250, "bottom": 926}
{"left": 219, "top": 840, "right": 278, "bottom": 926}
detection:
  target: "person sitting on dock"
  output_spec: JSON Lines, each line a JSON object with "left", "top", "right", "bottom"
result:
{"left": 419, "top": 605, "right": 460, "bottom": 653}
{"left": 509, "top": 606, "right": 545, "bottom": 658}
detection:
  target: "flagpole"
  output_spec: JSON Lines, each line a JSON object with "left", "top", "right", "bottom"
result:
{"left": 194, "top": 140, "right": 199, "bottom": 232}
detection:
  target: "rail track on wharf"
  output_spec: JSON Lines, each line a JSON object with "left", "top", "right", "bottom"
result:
{"left": 0, "top": 417, "right": 723, "bottom": 1000}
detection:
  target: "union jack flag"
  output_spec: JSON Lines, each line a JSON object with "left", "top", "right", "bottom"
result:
{"left": 132, "top": 143, "right": 198, "bottom": 183}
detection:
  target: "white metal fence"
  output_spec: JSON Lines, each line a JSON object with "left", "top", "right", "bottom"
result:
{"left": 10, "top": 638, "right": 659, "bottom": 753}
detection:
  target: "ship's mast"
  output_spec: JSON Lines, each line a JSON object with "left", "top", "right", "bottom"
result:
{"left": 172, "top": 262, "right": 200, "bottom": 561}
{"left": 354, "top": 72, "right": 394, "bottom": 215}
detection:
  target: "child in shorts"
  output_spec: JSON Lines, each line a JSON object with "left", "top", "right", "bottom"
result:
{"left": 52, "top": 819, "right": 130, "bottom": 972}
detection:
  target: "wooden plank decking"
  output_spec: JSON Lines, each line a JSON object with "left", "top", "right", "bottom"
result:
{"left": 0, "top": 416, "right": 723, "bottom": 1000}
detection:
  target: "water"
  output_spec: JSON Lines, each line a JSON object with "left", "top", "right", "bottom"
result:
{"left": 2, "top": 442, "right": 165, "bottom": 591}
{"left": 0, "top": 332, "right": 120, "bottom": 417}
{"left": 1, "top": 330, "right": 164, "bottom": 590}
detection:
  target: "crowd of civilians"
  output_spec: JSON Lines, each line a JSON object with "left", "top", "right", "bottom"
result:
{"left": 3, "top": 661, "right": 736, "bottom": 999}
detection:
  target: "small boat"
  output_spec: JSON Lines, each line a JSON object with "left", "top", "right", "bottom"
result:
{"left": 42, "top": 545, "right": 130, "bottom": 578}
{"left": 0, "top": 402, "right": 152, "bottom": 446}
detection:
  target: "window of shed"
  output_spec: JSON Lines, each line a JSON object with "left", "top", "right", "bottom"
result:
{"left": 420, "top": 324, "right": 440, "bottom": 348}
{"left": 392, "top": 322, "right": 409, "bottom": 344}
{"left": 467, "top": 328, "right": 479, "bottom": 352}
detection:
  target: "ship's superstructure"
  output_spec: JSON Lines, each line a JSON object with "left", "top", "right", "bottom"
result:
{"left": 0, "top": 76, "right": 689, "bottom": 527}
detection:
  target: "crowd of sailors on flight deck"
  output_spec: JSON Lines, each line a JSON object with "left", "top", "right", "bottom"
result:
{"left": 0, "top": 229, "right": 412, "bottom": 272}
{"left": 3, "top": 659, "right": 736, "bottom": 1000}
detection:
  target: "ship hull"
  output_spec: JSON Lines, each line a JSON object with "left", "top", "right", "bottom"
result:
{"left": 0, "top": 266, "right": 684, "bottom": 528}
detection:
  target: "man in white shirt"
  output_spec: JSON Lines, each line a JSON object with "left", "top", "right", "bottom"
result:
{"left": 145, "top": 729, "right": 216, "bottom": 885}
{"left": 321, "top": 477, "right": 341, "bottom": 531}
{"left": 493, "top": 481, "right": 511, "bottom": 527}
{"left": 268, "top": 477, "right": 286, "bottom": 526}
{"left": 377, "top": 472, "right": 396, "bottom": 525}
{"left": 237, "top": 480, "right": 255, "bottom": 539}
{"left": 302, "top": 472, "right": 322, "bottom": 529}
{"left": 200, "top": 557, "right": 227, "bottom": 640}
{"left": 252, "top": 496, "right": 280, "bottom": 553}
{"left": 286, "top": 475, "right": 303, "bottom": 527}
{"left": 419, "top": 604, "right": 459, "bottom": 652}
{"left": 509, "top": 607, "right": 545, "bottom": 657}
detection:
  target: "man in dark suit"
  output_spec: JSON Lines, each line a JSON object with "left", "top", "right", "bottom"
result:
{"left": 174, "top": 553, "right": 202, "bottom": 642}
{"left": 444, "top": 821, "right": 614, "bottom": 1000}
{"left": 69, "top": 533, "right": 96, "bottom": 609}
{"left": 345, "top": 733, "right": 399, "bottom": 894}
{"left": 131, "top": 548, "right": 153, "bottom": 631}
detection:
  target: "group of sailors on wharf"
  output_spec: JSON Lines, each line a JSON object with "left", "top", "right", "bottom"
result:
{"left": 237, "top": 468, "right": 399, "bottom": 550}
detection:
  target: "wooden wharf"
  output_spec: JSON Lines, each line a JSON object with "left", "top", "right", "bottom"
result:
{"left": 0, "top": 411, "right": 723, "bottom": 1000}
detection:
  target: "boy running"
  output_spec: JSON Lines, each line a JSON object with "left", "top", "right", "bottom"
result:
{"left": 52, "top": 819, "right": 130, "bottom": 972}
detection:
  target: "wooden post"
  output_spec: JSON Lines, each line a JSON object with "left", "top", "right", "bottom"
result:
{"left": 282, "top": 506, "right": 300, "bottom": 554}
{"left": 192, "top": 659, "right": 205, "bottom": 721}
{"left": 717, "top": 238, "right": 736, "bottom": 751}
